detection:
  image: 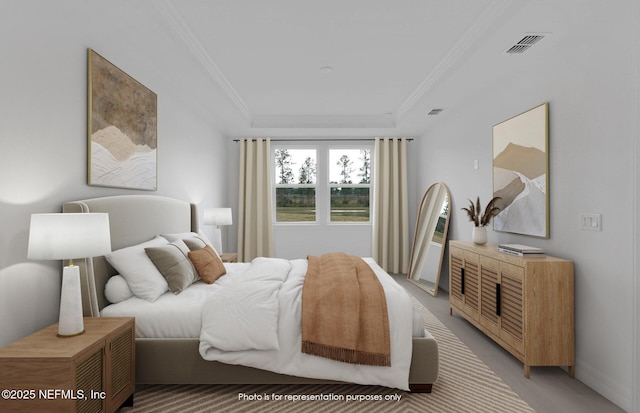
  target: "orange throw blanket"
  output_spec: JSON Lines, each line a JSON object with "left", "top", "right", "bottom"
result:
{"left": 301, "top": 252, "right": 391, "bottom": 367}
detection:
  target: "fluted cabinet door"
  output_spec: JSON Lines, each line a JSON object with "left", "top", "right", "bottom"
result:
{"left": 448, "top": 241, "right": 574, "bottom": 378}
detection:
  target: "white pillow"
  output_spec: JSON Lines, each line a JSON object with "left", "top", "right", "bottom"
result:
{"left": 105, "top": 236, "right": 169, "bottom": 302}
{"left": 104, "top": 275, "right": 133, "bottom": 304}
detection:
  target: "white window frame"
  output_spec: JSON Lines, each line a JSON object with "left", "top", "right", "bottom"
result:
{"left": 272, "top": 144, "right": 319, "bottom": 225}
{"left": 272, "top": 141, "right": 373, "bottom": 226}
{"left": 327, "top": 144, "right": 373, "bottom": 225}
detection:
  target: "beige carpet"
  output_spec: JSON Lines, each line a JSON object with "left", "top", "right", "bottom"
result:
{"left": 120, "top": 298, "right": 534, "bottom": 412}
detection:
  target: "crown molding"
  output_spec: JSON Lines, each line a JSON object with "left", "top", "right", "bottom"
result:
{"left": 395, "top": 0, "right": 518, "bottom": 121}
{"left": 157, "top": 0, "right": 519, "bottom": 130}
{"left": 251, "top": 115, "right": 395, "bottom": 129}
{"left": 155, "top": 0, "right": 253, "bottom": 120}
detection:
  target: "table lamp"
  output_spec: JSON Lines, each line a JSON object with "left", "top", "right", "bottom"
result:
{"left": 203, "top": 208, "right": 232, "bottom": 253}
{"left": 28, "top": 213, "right": 111, "bottom": 337}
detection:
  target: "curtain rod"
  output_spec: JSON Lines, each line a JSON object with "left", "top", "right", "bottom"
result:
{"left": 233, "top": 138, "right": 413, "bottom": 142}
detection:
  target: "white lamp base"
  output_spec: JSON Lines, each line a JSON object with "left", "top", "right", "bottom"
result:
{"left": 214, "top": 226, "right": 224, "bottom": 254}
{"left": 58, "top": 265, "right": 85, "bottom": 337}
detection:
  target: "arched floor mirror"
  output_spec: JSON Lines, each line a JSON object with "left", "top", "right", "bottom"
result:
{"left": 407, "top": 182, "right": 451, "bottom": 296}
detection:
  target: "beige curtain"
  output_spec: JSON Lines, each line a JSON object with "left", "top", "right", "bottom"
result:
{"left": 372, "top": 138, "right": 409, "bottom": 273}
{"left": 237, "top": 138, "right": 274, "bottom": 262}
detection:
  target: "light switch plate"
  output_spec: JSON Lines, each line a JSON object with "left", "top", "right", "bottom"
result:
{"left": 579, "top": 213, "right": 602, "bottom": 231}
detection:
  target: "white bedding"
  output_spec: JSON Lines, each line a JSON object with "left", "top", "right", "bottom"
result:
{"left": 101, "top": 262, "right": 253, "bottom": 337}
{"left": 101, "top": 257, "right": 422, "bottom": 390}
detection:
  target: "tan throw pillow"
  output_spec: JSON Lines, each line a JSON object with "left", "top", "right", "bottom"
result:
{"left": 188, "top": 245, "right": 227, "bottom": 284}
{"left": 182, "top": 236, "right": 221, "bottom": 257}
{"left": 145, "top": 240, "right": 198, "bottom": 294}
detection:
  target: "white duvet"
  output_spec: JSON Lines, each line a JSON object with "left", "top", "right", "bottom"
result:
{"left": 198, "top": 257, "right": 413, "bottom": 390}
{"left": 101, "top": 257, "right": 416, "bottom": 390}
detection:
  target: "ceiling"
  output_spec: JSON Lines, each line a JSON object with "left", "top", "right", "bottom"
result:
{"left": 64, "top": 0, "right": 611, "bottom": 137}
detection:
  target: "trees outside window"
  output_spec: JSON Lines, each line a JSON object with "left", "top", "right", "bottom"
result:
{"left": 273, "top": 144, "right": 372, "bottom": 224}
{"left": 329, "top": 149, "right": 370, "bottom": 222}
{"left": 274, "top": 149, "right": 316, "bottom": 222}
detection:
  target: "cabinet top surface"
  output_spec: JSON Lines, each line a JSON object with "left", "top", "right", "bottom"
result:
{"left": 0, "top": 317, "right": 134, "bottom": 358}
{"left": 450, "top": 240, "right": 572, "bottom": 263}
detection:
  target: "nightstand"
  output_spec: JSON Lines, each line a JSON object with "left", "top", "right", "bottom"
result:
{"left": 0, "top": 317, "right": 135, "bottom": 413}
{"left": 221, "top": 252, "right": 238, "bottom": 263}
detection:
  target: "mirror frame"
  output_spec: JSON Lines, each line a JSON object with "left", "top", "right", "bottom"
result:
{"left": 407, "top": 182, "right": 451, "bottom": 296}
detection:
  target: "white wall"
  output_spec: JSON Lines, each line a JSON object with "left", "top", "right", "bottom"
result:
{"left": 414, "top": 3, "right": 637, "bottom": 410}
{"left": 0, "top": 4, "right": 228, "bottom": 347}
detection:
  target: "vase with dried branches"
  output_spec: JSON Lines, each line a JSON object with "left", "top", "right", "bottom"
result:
{"left": 461, "top": 196, "right": 501, "bottom": 244}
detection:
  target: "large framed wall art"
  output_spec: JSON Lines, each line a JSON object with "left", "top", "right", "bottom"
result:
{"left": 87, "top": 49, "right": 157, "bottom": 190}
{"left": 492, "top": 102, "right": 549, "bottom": 238}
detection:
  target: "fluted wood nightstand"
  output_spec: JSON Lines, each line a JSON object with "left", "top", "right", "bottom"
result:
{"left": 220, "top": 252, "right": 238, "bottom": 263}
{"left": 0, "top": 317, "right": 135, "bottom": 413}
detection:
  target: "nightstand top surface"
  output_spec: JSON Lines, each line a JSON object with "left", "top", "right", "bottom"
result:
{"left": 0, "top": 317, "right": 133, "bottom": 358}
{"left": 220, "top": 252, "right": 238, "bottom": 262}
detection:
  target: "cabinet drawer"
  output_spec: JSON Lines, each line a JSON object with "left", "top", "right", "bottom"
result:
{"left": 500, "top": 261, "right": 524, "bottom": 279}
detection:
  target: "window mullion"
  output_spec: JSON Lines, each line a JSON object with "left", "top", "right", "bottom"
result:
{"left": 316, "top": 142, "right": 329, "bottom": 224}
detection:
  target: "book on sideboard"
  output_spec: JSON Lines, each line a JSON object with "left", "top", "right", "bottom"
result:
{"left": 498, "top": 244, "right": 545, "bottom": 257}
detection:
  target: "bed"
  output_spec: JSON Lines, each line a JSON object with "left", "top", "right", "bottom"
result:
{"left": 62, "top": 194, "right": 439, "bottom": 392}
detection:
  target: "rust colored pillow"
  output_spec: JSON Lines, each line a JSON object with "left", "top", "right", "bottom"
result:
{"left": 188, "top": 245, "right": 226, "bottom": 284}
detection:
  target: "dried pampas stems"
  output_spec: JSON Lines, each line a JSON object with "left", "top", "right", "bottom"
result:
{"left": 461, "top": 196, "right": 501, "bottom": 227}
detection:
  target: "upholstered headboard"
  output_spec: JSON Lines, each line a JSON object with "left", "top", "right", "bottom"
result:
{"left": 63, "top": 195, "right": 198, "bottom": 316}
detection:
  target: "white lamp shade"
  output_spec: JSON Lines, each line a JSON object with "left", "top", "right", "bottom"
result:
{"left": 204, "top": 208, "right": 233, "bottom": 226}
{"left": 28, "top": 213, "right": 111, "bottom": 260}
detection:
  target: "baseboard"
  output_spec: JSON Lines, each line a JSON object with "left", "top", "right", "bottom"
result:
{"left": 575, "top": 359, "right": 631, "bottom": 412}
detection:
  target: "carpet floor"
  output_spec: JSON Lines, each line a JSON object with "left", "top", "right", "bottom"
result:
{"left": 119, "top": 298, "right": 534, "bottom": 412}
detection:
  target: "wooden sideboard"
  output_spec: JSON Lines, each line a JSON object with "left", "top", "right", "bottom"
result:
{"left": 448, "top": 241, "right": 574, "bottom": 378}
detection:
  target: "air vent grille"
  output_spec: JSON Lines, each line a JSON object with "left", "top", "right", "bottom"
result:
{"left": 506, "top": 35, "right": 545, "bottom": 54}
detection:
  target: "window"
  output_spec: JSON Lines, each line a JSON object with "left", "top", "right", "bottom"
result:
{"left": 274, "top": 148, "right": 317, "bottom": 222}
{"left": 273, "top": 143, "right": 372, "bottom": 224}
{"left": 329, "top": 149, "right": 371, "bottom": 222}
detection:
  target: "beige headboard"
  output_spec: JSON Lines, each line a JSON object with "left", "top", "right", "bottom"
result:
{"left": 63, "top": 195, "right": 198, "bottom": 316}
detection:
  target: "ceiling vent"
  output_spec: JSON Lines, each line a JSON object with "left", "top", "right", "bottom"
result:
{"left": 428, "top": 108, "right": 444, "bottom": 115}
{"left": 506, "top": 34, "right": 545, "bottom": 54}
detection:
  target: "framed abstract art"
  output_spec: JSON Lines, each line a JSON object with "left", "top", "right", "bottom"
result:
{"left": 87, "top": 49, "right": 157, "bottom": 190}
{"left": 492, "top": 102, "right": 549, "bottom": 238}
